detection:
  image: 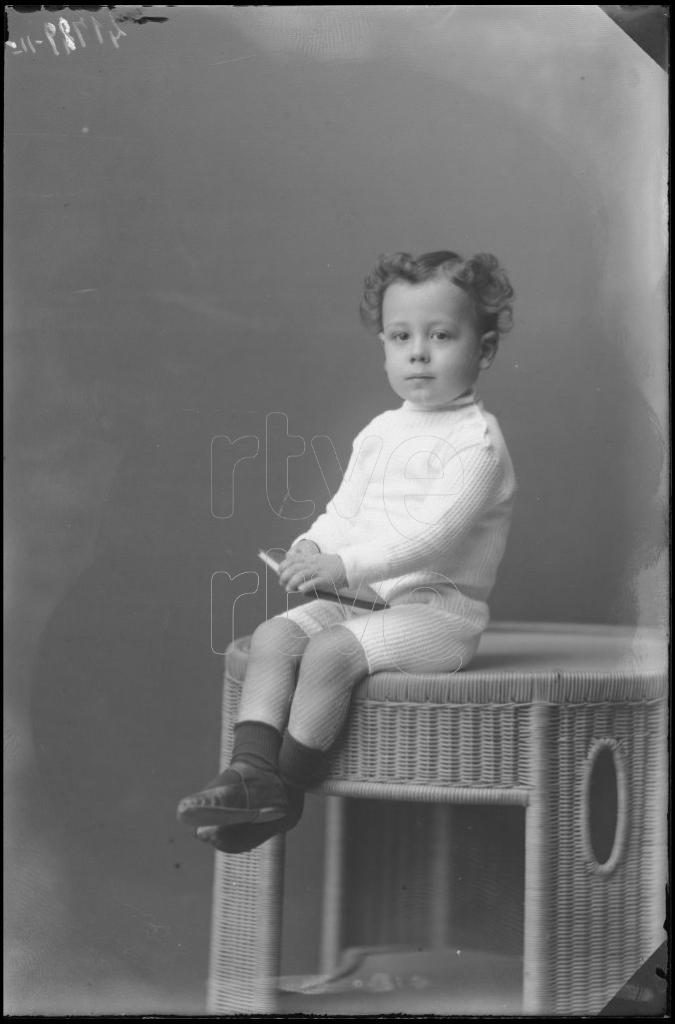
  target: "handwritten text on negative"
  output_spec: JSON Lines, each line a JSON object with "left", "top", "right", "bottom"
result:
{"left": 7, "top": 11, "right": 126, "bottom": 57}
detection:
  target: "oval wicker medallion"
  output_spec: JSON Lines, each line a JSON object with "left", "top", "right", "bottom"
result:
{"left": 581, "top": 738, "right": 628, "bottom": 875}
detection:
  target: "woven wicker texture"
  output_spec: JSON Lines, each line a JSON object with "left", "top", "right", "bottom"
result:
{"left": 546, "top": 697, "right": 667, "bottom": 1012}
{"left": 208, "top": 837, "right": 284, "bottom": 1014}
{"left": 208, "top": 623, "right": 667, "bottom": 1015}
{"left": 208, "top": 704, "right": 285, "bottom": 1014}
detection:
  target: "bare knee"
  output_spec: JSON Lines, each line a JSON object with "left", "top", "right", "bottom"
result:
{"left": 301, "top": 628, "right": 369, "bottom": 680}
{"left": 250, "top": 617, "right": 309, "bottom": 661}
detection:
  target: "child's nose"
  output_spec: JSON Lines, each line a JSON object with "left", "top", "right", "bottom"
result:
{"left": 409, "top": 336, "right": 430, "bottom": 361}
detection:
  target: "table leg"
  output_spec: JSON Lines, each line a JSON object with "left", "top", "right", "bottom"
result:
{"left": 320, "top": 796, "right": 346, "bottom": 975}
{"left": 208, "top": 834, "right": 286, "bottom": 1013}
{"left": 523, "top": 702, "right": 555, "bottom": 1013}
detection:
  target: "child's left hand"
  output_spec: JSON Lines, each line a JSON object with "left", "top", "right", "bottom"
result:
{"left": 278, "top": 550, "right": 348, "bottom": 594}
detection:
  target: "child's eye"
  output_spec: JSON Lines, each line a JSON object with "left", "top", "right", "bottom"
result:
{"left": 432, "top": 330, "right": 452, "bottom": 341}
{"left": 388, "top": 331, "right": 409, "bottom": 342}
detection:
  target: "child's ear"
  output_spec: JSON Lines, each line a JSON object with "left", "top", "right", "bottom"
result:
{"left": 478, "top": 331, "right": 499, "bottom": 369}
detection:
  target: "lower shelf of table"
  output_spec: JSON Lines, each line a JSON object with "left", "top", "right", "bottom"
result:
{"left": 278, "top": 945, "right": 523, "bottom": 1015}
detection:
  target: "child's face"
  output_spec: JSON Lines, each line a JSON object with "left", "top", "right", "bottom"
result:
{"left": 379, "top": 277, "right": 498, "bottom": 410}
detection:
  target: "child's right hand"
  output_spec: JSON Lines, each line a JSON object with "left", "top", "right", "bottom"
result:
{"left": 286, "top": 540, "right": 321, "bottom": 560}
{"left": 279, "top": 542, "right": 330, "bottom": 590}
{"left": 277, "top": 542, "right": 320, "bottom": 591}
{"left": 279, "top": 550, "right": 347, "bottom": 594}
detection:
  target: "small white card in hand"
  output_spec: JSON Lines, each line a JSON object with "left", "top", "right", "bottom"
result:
{"left": 257, "top": 549, "right": 389, "bottom": 611}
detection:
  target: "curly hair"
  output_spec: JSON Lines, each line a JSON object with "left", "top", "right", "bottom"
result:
{"left": 359, "top": 250, "right": 514, "bottom": 337}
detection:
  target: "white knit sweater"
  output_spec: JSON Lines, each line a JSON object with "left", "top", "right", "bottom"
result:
{"left": 294, "top": 391, "right": 516, "bottom": 627}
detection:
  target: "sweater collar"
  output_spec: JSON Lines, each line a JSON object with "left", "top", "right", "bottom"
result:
{"left": 402, "top": 389, "right": 477, "bottom": 414}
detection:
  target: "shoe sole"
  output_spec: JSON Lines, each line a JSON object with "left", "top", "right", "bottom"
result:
{"left": 177, "top": 802, "right": 287, "bottom": 827}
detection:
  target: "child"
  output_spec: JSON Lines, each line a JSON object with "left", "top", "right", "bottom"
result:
{"left": 177, "top": 250, "right": 516, "bottom": 853}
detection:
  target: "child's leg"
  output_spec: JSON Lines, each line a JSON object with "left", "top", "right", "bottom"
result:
{"left": 236, "top": 615, "right": 310, "bottom": 728}
{"left": 192, "top": 625, "right": 369, "bottom": 854}
{"left": 176, "top": 617, "right": 309, "bottom": 827}
{"left": 277, "top": 605, "right": 479, "bottom": 788}
{"left": 181, "top": 624, "right": 367, "bottom": 847}
{"left": 281, "top": 626, "right": 369, "bottom": 770}
{"left": 191, "top": 606, "right": 478, "bottom": 852}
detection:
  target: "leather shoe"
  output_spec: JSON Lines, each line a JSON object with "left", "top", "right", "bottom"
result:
{"left": 176, "top": 761, "right": 289, "bottom": 827}
{"left": 193, "top": 787, "right": 305, "bottom": 853}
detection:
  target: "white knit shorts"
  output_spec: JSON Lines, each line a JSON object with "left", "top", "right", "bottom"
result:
{"left": 274, "top": 599, "right": 483, "bottom": 675}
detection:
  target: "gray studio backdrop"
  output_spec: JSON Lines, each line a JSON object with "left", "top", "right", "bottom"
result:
{"left": 5, "top": 6, "right": 667, "bottom": 1015}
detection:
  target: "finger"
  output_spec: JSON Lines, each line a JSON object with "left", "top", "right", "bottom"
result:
{"left": 299, "top": 574, "right": 337, "bottom": 594}
{"left": 279, "top": 553, "right": 300, "bottom": 572}
{"left": 282, "top": 570, "right": 299, "bottom": 591}
{"left": 280, "top": 563, "right": 308, "bottom": 587}
{"left": 287, "top": 569, "right": 315, "bottom": 592}
{"left": 291, "top": 568, "right": 315, "bottom": 590}
{"left": 285, "top": 551, "right": 311, "bottom": 567}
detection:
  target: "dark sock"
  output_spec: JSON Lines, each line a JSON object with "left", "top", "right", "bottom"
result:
{"left": 279, "top": 731, "right": 332, "bottom": 789}
{"left": 192, "top": 730, "right": 323, "bottom": 853}
{"left": 232, "top": 720, "right": 282, "bottom": 772}
{"left": 205, "top": 720, "right": 282, "bottom": 788}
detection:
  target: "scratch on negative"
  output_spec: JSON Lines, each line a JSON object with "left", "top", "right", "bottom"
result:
{"left": 6, "top": 131, "right": 124, "bottom": 141}
{"left": 113, "top": 54, "right": 256, "bottom": 72}
{"left": 206, "top": 54, "right": 256, "bottom": 67}
{"left": 277, "top": 491, "right": 293, "bottom": 517}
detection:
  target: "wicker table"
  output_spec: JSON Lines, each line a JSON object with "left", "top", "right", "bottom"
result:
{"left": 207, "top": 622, "right": 667, "bottom": 1015}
